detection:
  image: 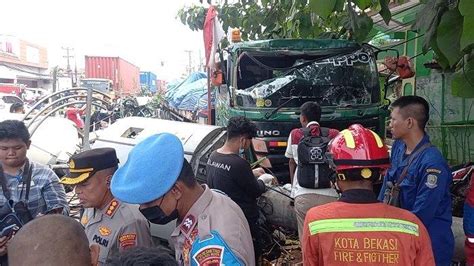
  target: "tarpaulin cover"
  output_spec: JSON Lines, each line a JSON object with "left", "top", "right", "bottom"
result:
{"left": 165, "top": 72, "right": 214, "bottom": 112}
{"left": 165, "top": 72, "right": 207, "bottom": 100}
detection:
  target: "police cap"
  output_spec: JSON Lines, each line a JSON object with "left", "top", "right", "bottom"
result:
{"left": 60, "top": 148, "right": 119, "bottom": 185}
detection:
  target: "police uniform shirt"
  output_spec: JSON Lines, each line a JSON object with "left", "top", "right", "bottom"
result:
{"left": 81, "top": 198, "right": 152, "bottom": 265}
{"left": 170, "top": 185, "right": 255, "bottom": 266}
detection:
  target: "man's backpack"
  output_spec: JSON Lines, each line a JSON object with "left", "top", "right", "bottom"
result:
{"left": 296, "top": 127, "right": 334, "bottom": 189}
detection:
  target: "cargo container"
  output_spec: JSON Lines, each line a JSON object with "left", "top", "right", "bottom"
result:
{"left": 85, "top": 56, "right": 140, "bottom": 96}
{"left": 0, "top": 83, "right": 24, "bottom": 96}
{"left": 140, "top": 71, "right": 157, "bottom": 94}
{"left": 157, "top": 79, "right": 167, "bottom": 93}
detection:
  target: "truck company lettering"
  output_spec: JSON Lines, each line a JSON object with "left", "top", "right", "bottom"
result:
{"left": 315, "top": 51, "right": 371, "bottom": 67}
{"left": 333, "top": 237, "right": 400, "bottom": 264}
{"left": 207, "top": 160, "right": 231, "bottom": 171}
{"left": 256, "top": 130, "right": 281, "bottom": 137}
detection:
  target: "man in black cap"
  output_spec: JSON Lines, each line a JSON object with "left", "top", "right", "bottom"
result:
{"left": 60, "top": 148, "right": 152, "bottom": 265}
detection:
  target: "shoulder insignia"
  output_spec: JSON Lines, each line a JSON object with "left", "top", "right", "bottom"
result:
{"left": 192, "top": 246, "right": 224, "bottom": 265}
{"left": 119, "top": 233, "right": 137, "bottom": 248}
{"left": 426, "top": 174, "right": 438, "bottom": 189}
{"left": 98, "top": 225, "right": 111, "bottom": 236}
{"left": 183, "top": 228, "right": 199, "bottom": 265}
{"left": 426, "top": 168, "right": 442, "bottom": 174}
{"left": 105, "top": 199, "right": 120, "bottom": 217}
{"left": 180, "top": 214, "right": 196, "bottom": 235}
{"left": 80, "top": 215, "right": 88, "bottom": 225}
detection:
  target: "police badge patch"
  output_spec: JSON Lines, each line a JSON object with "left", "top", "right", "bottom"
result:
{"left": 425, "top": 174, "right": 438, "bottom": 189}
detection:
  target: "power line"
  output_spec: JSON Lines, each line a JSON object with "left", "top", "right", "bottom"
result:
{"left": 184, "top": 50, "right": 193, "bottom": 75}
{"left": 62, "top": 47, "right": 75, "bottom": 84}
{"left": 61, "top": 47, "right": 74, "bottom": 73}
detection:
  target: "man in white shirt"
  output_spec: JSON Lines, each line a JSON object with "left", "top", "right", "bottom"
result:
{"left": 285, "top": 102, "right": 340, "bottom": 240}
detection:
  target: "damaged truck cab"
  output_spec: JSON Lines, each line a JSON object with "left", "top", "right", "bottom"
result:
{"left": 215, "top": 39, "right": 389, "bottom": 180}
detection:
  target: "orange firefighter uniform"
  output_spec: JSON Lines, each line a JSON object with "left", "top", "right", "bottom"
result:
{"left": 302, "top": 191, "right": 435, "bottom": 266}
{"left": 303, "top": 124, "right": 435, "bottom": 266}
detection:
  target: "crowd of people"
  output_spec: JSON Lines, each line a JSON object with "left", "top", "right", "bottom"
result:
{"left": 0, "top": 95, "right": 462, "bottom": 266}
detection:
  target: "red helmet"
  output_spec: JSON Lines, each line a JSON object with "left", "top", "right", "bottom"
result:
{"left": 328, "top": 124, "right": 390, "bottom": 173}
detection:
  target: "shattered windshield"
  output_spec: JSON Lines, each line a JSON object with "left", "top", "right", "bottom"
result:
{"left": 235, "top": 47, "right": 380, "bottom": 108}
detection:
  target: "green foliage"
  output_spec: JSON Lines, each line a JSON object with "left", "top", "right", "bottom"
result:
{"left": 176, "top": 0, "right": 474, "bottom": 98}
{"left": 459, "top": 0, "right": 474, "bottom": 51}
{"left": 413, "top": 0, "right": 447, "bottom": 53}
{"left": 176, "top": 0, "right": 393, "bottom": 43}
{"left": 413, "top": 0, "right": 474, "bottom": 97}
{"left": 436, "top": 9, "right": 463, "bottom": 67}
{"left": 353, "top": 0, "right": 373, "bottom": 10}
{"left": 309, "top": 0, "right": 336, "bottom": 19}
{"left": 379, "top": 0, "right": 391, "bottom": 25}
{"left": 347, "top": 2, "right": 374, "bottom": 43}
{"left": 452, "top": 55, "right": 474, "bottom": 98}
{"left": 150, "top": 91, "right": 165, "bottom": 108}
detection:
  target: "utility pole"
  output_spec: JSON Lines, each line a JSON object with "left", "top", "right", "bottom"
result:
{"left": 74, "top": 58, "right": 78, "bottom": 87}
{"left": 62, "top": 47, "right": 74, "bottom": 83}
{"left": 184, "top": 50, "right": 193, "bottom": 75}
{"left": 198, "top": 49, "right": 204, "bottom": 72}
{"left": 52, "top": 66, "right": 58, "bottom": 93}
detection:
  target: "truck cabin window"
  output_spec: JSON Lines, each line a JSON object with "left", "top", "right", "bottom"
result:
{"left": 235, "top": 47, "right": 380, "bottom": 108}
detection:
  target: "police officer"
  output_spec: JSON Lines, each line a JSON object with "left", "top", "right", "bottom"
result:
{"left": 60, "top": 148, "right": 152, "bottom": 265}
{"left": 111, "top": 133, "right": 255, "bottom": 265}
{"left": 303, "top": 124, "right": 435, "bottom": 265}
{"left": 378, "top": 96, "right": 453, "bottom": 265}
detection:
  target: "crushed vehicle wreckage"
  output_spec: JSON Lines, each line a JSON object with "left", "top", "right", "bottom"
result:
{"left": 3, "top": 88, "right": 468, "bottom": 263}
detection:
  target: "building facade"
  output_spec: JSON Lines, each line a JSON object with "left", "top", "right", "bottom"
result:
{"left": 0, "top": 34, "right": 51, "bottom": 89}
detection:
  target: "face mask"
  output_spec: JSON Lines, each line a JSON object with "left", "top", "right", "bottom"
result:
{"left": 238, "top": 147, "right": 245, "bottom": 157}
{"left": 238, "top": 139, "right": 245, "bottom": 157}
{"left": 140, "top": 205, "right": 178, "bottom": 225}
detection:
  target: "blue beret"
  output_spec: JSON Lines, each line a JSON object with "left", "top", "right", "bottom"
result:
{"left": 111, "top": 133, "right": 184, "bottom": 204}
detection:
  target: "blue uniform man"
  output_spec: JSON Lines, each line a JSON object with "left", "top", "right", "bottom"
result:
{"left": 379, "top": 96, "right": 454, "bottom": 265}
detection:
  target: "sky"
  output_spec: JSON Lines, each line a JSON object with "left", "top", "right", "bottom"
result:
{"left": 0, "top": 0, "right": 207, "bottom": 81}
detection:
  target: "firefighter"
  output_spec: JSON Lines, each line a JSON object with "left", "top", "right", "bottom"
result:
{"left": 302, "top": 124, "right": 434, "bottom": 266}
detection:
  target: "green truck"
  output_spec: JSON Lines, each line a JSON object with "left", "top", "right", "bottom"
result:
{"left": 214, "top": 39, "right": 389, "bottom": 181}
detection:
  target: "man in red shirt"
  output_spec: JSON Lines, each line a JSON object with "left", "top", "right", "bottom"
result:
{"left": 65, "top": 100, "right": 86, "bottom": 129}
{"left": 302, "top": 124, "right": 434, "bottom": 266}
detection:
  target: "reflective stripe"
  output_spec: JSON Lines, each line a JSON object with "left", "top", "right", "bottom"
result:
{"left": 369, "top": 129, "right": 384, "bottom": 148}
{"left": 309, "top": 218, "right": 419, "bottom": 236}
{"left": 341, "top": 129, "right": 355, "bottom": 148}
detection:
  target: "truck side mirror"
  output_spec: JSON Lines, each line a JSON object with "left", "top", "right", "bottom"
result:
{"left": 211, "top": 60, "right": 226, "bottom": 86}
{"left": 211, "top": 69, "right": 223, "bottom": 86}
